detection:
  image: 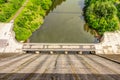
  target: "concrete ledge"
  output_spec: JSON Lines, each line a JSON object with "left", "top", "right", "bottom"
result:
{"left": 1, "top": 22, "right": 120, "bottom": 54}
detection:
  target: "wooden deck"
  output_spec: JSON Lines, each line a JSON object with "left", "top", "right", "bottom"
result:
{"left": 0, "top": 54, "right": 120, "bottom": 80}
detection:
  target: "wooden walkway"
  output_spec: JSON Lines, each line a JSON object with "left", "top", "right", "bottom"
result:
{"left": 0, "top": 54, "right": 120, "bottom": 80}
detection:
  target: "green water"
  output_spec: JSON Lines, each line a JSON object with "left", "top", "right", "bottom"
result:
{"left": 30, "top": 0, "right": 94, "bottom": 43}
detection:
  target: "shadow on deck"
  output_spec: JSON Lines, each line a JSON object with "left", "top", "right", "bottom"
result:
{"left": 0, "top": 73, "right": 120, "bottom": 80}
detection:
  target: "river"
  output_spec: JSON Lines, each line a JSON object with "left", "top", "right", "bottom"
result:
{"left": 30, "top": 0, "right": 94, "bottom": 43}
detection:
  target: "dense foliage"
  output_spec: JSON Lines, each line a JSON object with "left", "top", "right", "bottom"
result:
{"left": 14, "top": 0, "right": 52, "bottom": 41}
{"left": 0, "top": 0, "right": 25, "bottom": 22}
{"left": 117, "top": 3, "right": 120, "bottom": 20}
{"left": 85, "top": 0, "right": 120, "bottom": 35}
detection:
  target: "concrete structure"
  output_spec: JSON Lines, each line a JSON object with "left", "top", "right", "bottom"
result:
{"left": 22, "top": 43, "right": 95, "bottom": 54}
{"left": 0, "top": 22, "right": 23, "bottom": 53}
{"left": 0, "top": 22, "right": 120, "bottom": 54}
{"left": 96, "top": 31, "right": 120, "bottom": 54}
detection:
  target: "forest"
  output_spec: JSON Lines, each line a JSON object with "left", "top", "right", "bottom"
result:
{"left": 85, "top": 0, "right": 120, "bottom": 35}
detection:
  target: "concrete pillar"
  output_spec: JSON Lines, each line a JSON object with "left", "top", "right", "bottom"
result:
{"left": 65, "top": 51, "right": 68, "bottom": 54}
{"left": 50, "top": 51, "right": 53, "bottom": 54}
{"left": 35, "top": 51, "right": 40, "bottom": 54}
{"left": 78, "top": 51, "right": 82, "bottom": 54}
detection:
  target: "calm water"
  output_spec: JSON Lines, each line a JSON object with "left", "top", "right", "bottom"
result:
{"left": 30, "top": 0, "right": 94, "bottom": 43}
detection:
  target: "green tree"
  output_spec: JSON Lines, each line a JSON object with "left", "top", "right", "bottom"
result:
{"left": 85, "top": 0, "right": 119, "bottom": 35}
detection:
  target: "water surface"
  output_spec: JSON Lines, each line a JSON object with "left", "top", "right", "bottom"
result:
{"left": 30, "top": 0, "right": 94, "bottom": 43}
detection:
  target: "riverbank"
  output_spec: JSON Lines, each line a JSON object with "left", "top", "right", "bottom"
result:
{"left": 13, "top": 0, "right": 52, "bottom": 41}
{"left": 0, "top": 0, "right": 26, "bottom": 22}
{"left": 30, "top": 0, "right": 94, "bottom": 43}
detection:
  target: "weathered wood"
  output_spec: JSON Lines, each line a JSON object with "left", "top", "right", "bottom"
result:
{"left": 0, "top": 54, "right": 120, "bottom": 80}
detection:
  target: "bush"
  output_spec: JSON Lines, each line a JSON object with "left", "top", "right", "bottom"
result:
{"left": 40, "top": 0, "right": 52, "bottom": 10}
{"left": 85, "top": 0, "right": 120, "bottom": 35}
{"left": 117, "top": 3, "right": 120, "bottom": 20}
{"left": 0, "top": 0, "right": 25, "bottom": 22}
{"left": 14, "top": 27, "right": 32, "bottom": 41}
{"left": 14, "top": 0, "right": 52, "bottom": 41}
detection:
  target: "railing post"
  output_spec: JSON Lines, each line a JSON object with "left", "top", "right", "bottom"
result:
{"left": 35, "top": 51, "right": 40, "bottom": 54}
{"left": 50, "top": 51, "right": 53, "bottom": 54}
{"left": 65, "top": 51, "right": 68, "bottom": 54}
{"left": 78, "top": 51, "right": 82, "bottom": 54}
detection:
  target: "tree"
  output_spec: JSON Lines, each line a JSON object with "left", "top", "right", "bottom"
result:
{"left": 85, "top": 0, "right": 119, "bottom": 35}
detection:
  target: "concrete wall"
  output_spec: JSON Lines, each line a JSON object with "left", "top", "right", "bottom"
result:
{"left": 0, "top": 22, "right": 120, "bottom": 54}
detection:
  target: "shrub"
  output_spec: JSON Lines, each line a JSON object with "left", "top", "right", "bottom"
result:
{"left": 0, "top": 0, "right": 25, "bottom": 22}
{"left": 85, "top": 0, "right": 119, "bottom": 35}
{"left": 14, "top": 0, "right": 52, "bottom": 41}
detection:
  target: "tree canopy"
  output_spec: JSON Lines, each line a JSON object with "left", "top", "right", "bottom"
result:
{"left": 85, "top": 0, "right": 120, "bottom": 35}
{"left": 14, "top": 0, "right": 52, "bottom": 41}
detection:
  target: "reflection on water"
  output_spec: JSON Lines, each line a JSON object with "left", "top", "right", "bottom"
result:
{"left": 84, "top": 24, "right": 102, "bottom": 43}
{"left": 30, "top": 0, "right": 95, "bottom": 43}
{"left": 51, "top": 0, "right": 66, "bottom": 11}
{"left": 84, "top": 23, "right": 98, "bottom": 36}
{"left": 46, "top": 0, "right": 66, "bottom": 15}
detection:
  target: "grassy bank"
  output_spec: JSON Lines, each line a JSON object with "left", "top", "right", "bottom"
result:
{"left": 14, "top": 0, "right": 52, "bottom": 41}
{"left": 0, "top": 0, "right": 26, "bottom": 22}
